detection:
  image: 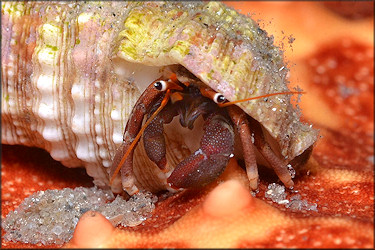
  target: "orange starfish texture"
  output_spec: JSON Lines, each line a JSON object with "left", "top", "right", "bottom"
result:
{"left": 1, "top": 1, "right": 373, "bottom": 248}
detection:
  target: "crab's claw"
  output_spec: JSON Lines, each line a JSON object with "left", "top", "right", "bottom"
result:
{"left": 142, "top": 104, "right": 177, "bottom": 170}
{"left": 167, "top": 113, "right": 235, "bottom": 189}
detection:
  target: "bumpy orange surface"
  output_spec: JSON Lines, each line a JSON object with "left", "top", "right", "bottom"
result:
{"left": 1, "top": 1, "right": 374, "bottom": 248}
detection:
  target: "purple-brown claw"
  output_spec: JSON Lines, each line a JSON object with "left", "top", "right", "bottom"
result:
{"left": 167, "top": 113, "right": 234, "bottom": 189}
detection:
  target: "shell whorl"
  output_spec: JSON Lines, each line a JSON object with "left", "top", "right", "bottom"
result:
{"left": 1, "top": 2, "right": 143, "bottom": 188}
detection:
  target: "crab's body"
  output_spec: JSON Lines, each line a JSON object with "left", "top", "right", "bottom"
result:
{"left": 1, "top": 1, "right": 318, "bottom": 194}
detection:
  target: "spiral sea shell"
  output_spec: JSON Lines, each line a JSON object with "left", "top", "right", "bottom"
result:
{"left": 1, "top": 1, "right": 318, "bottom": 193}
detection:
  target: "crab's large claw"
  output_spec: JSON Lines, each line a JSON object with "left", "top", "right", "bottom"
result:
{"left": 167, "top": 113, "right": 235, "bottom": 189}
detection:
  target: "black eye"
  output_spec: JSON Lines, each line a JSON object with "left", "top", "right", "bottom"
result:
{"left": 213, "top": 93, "right": 226, "bottom": 104}
{"left": 154, "top": 80, "right": 167, "bottom": 91}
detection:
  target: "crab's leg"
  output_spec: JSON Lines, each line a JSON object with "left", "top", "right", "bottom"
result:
{"left": 227, "top": 105, "right": 259, "bottom": 190}
{"left": 167, "top": 113, "right": 235, "bottom": 189}
{"left": 248, "top": 117, "right": 294, "bottom": 188}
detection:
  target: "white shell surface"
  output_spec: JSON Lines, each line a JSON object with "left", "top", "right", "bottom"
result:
{"left": 1, "top": 2, "right": 163, "bottom": 189}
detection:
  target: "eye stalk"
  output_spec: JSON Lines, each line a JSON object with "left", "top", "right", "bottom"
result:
{"left": 154, "top": 80, "right": 168, "bottom": 91}
{"left": 199, "top": 87, "right": 228, "bottom": 104}
{"left": 213, "top": 93, "right": 227, "bottom": 104}
{"left": 153, "top": 77, "right": 184, "bottom": 92}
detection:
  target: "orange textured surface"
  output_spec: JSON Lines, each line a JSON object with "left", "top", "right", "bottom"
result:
{"left": 2, "top": 1, "right": 374, "bottom": 248}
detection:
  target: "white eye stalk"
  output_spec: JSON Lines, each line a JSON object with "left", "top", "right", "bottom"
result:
{"left": 154, "top": 80, "right": 168, "bottom": 91}
{"left": 213, "top": 93, "right": 226, "bottom": 104}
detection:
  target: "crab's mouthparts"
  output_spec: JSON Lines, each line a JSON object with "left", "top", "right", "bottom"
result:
{"left": 177, "top": 97, "right": 216, "bottom": 130}
{"left": 179, "top": 109, "right": 201, "bottom": 130}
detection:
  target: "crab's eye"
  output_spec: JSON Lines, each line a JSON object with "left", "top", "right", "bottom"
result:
{"left": 213, "top": 93, "right": 226, "bottom": 104}
{"left": 154, "top": 80, "right": 168, "bottom": 91}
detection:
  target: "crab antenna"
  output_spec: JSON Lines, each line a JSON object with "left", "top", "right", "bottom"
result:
{"left": 218, "top": 91, "right": 306, "bottom": 108}
{"left": 109, "top": 90, "right": 172, "bottom": 185}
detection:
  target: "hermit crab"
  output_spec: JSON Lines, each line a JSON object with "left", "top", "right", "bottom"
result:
{"left": 1, "top": 1, "right": 318, "bottom": 195}
{"left": 109, "top": 66, "right": 313, "bottom": 195}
